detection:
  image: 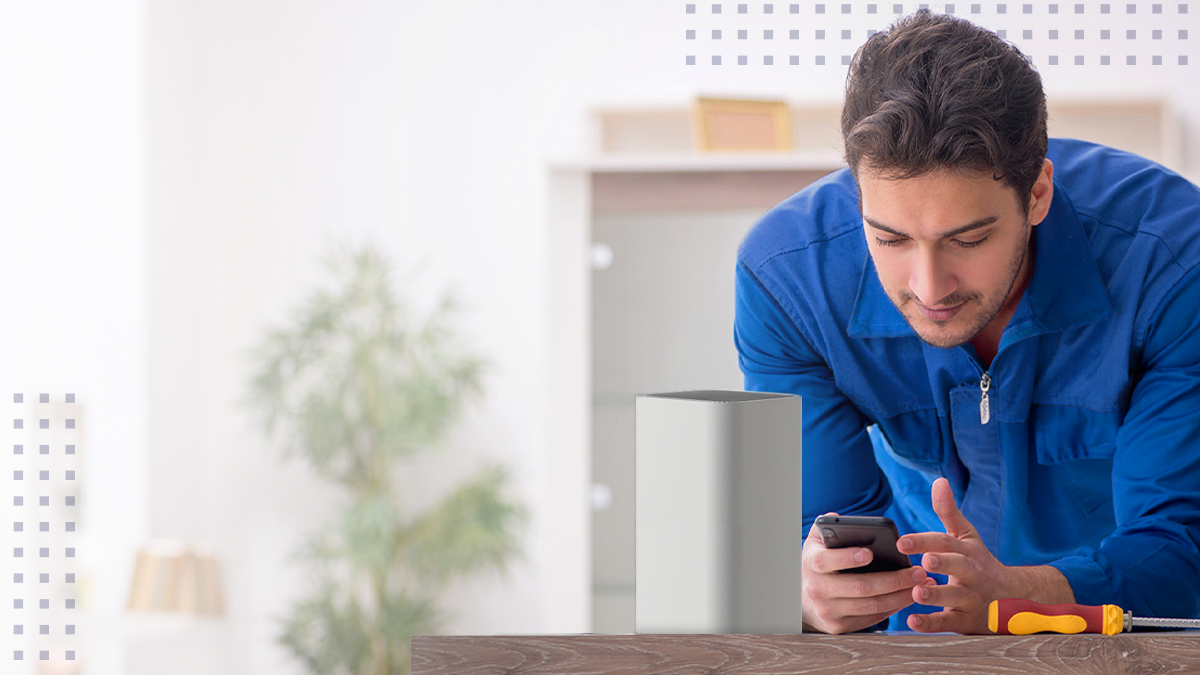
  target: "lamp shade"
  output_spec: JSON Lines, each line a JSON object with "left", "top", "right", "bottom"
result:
{"left": 126, "top": 542, "right": 224, "bottom": 615}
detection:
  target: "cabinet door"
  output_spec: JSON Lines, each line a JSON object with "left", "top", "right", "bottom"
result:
{"left": 590, "top": 209, "right": 762, "bottom": 633}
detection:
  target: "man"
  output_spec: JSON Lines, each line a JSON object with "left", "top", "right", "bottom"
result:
{"left": 734, "top": 9, "right": 1200, "bottom": 634}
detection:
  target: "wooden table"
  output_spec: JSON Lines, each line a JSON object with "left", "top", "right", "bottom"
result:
{"left": 412, "top": 632, "right": 1200, "bottom": 674}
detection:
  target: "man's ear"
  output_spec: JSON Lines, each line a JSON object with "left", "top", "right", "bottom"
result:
{"left": 1027, "top": 159, "right": 1054, "bottom": 227}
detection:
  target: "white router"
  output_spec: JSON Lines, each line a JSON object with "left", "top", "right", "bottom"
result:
{"left": 635, "top": 390, "right": 803, "bottom": 634}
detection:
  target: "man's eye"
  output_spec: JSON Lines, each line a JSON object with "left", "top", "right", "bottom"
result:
{"left": 955, "top": 237, "right": 988, "bottom": 249}
{"left": 874, "top": 237, "right": 904, "bottom": 247}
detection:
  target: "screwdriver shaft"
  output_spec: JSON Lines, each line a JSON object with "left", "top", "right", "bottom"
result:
{"left": 1131, "top": 616, "right": 1200, "bottom": 630}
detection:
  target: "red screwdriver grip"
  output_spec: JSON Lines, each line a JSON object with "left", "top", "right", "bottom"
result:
{"left": 990, "top": 599, "right": 1107, "bottom": 635}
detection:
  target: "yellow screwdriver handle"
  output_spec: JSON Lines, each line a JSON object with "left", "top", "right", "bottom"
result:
{"left": 988, "top": 599, "right": 1124, "bottom": 635}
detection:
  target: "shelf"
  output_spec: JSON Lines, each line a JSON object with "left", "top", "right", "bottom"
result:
{"left": 548, "top": 151, "right": 845, "bottom": 174}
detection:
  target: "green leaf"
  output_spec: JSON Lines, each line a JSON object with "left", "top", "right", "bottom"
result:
{"left": 278, "top": 586, "right": 372, "bottom": 675}
{"left": 340, "top": 490, "right": 401, "bottom": 579}
{"left": 403, "top": 465, "right": 527, "bottom": 586}
{"left": 379, "top": 592, "right": 441, "bottom": 674}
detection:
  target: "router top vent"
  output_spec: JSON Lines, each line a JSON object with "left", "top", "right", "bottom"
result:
{"left": 639, "top": 390, "right": 793, "bottom": 404}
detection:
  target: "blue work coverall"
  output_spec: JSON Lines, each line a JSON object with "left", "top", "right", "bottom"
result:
{"left": 734, "top": 138, "right": 1200, "bottom": 630}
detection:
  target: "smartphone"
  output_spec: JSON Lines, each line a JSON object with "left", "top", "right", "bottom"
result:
{"left": 814, "top": 515, "right": 912, "bottom": 574}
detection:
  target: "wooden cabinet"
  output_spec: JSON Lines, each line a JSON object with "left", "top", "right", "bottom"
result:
{"left": 548, "top": 153, "right": 843, "bottom": 633}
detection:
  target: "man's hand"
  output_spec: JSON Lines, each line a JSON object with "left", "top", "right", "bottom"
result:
{"left": 802, "top": 513, "right": 932, "bottom": 634}
{"left": 898, "top": 478, "right": 1075, "bottom": 634}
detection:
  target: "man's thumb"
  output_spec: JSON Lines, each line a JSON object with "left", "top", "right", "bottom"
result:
{"left": 932, "top": 478, "right": 975, "bottom": 539}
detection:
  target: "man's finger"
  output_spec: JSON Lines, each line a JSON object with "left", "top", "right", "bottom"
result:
{"left": 911, "top": 577, "right": 973, "bottom": 609}
{"left": 809, "top": 546, "right": 874, "bottom": 574}
{"left": 907, "top": 608, "right": 975, "bottom": 634}
{"left": 919, "top": 551, "right": 974, "bottom": 580}
{"left": 833, "top": 585, "right": 919, "bottom": 619}
{"left": 806, "top": 513, "right": 876, "bottom": 574}
{"left": 897, "top": 532, "right": 968, "bottom": 556}
{"left": 931, "top": 477, "right": 977, "bottom": 540}
{"left": 819, "top": 566, "right": 927, "bottom": 599}
{"left": 815, "top": 609, "right": 898, "bottom": 636}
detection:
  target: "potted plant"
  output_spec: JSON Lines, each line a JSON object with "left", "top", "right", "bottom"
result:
{"left": 247, "top": 245, "right": 525, "bottom": 675}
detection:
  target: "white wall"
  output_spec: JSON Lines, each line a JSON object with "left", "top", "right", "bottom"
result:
{"left": 0, "top": 0, "right": 147, "bottom": 672}
{"left": 139, "top": 2, "right": 1199, "bottom": 674}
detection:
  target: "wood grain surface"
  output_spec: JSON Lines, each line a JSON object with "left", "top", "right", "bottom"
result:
{"left": 411, "top": 632, "right": 1200, "bottom": 675}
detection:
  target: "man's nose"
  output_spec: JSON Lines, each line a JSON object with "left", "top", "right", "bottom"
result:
{"left": 909, "top": 250, "right": 958, "bottom": 306}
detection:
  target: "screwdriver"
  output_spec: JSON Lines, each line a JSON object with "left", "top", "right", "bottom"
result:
{"left": 989, "top": 599, "right": 1200, "bottom": 635}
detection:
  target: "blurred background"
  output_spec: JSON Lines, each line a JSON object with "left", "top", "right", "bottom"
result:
{"left": 0, "top": 1, "right": 1197, "bottom": 673}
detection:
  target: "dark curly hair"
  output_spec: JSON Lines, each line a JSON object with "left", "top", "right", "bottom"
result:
{"left": 842, "top": 10, "right": 1048, "bottom": 213}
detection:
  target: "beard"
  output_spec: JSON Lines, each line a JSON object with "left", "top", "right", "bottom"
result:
{"left": 889, "top": 223, "right": 1032, "bottom": 349}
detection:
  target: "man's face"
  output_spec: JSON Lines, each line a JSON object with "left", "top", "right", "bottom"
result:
{"left": 859, "top": 166, "right": 1044, "bottom": 349}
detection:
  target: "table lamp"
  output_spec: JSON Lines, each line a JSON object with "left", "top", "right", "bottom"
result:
{"left": 126, "top": 541, "right": 224, "bottom": 615}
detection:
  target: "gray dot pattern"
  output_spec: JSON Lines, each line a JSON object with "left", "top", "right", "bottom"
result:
{"left": 6, "top": 393, "right": 77, "bottom": 661}
{"left": 684, "top": 1, "right": 1194, "bottom": 65}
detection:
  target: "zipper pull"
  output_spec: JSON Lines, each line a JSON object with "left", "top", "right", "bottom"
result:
{"left": 979, "top": 373, "right": 992, "bottom": 425}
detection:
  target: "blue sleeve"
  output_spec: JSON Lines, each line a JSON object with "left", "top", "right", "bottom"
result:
{"left": 1050, "top": 265, "right": 1200, "bottom": 619}
{"left": 733, "top": 260, "right": 893, "bottom": 533}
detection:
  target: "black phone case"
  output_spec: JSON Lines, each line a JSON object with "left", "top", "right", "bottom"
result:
{"left": 814, "top": 515, "right": 913, "bottom": 574}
